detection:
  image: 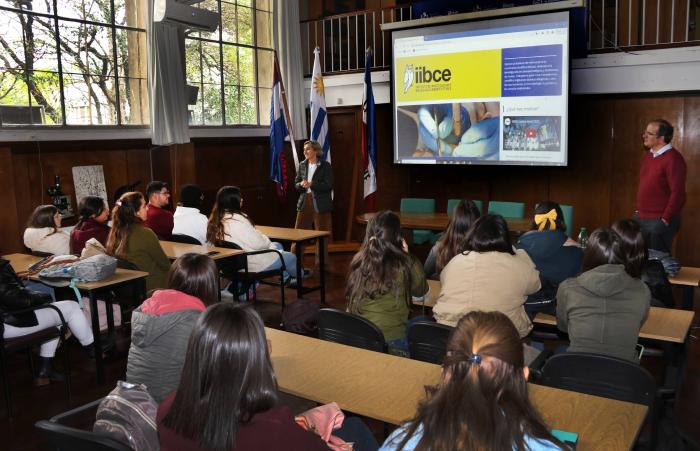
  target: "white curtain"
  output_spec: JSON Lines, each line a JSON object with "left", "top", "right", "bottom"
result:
{"left": 147, "top": 0, "right": 190, "bottom": 145}
{"left": 273, "top": 0, "right": 307, "bottom": 140}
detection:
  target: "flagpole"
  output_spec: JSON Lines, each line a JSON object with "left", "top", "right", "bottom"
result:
{"left": 274, "top": 52, "right": 300, "bottom": 170}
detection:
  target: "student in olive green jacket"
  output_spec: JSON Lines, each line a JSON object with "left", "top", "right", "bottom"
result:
{"left": 346, "top": 211, "right": 429, "bottom": 350}
{"left": 106, "top": 191, "right": 171, "bottom": 293}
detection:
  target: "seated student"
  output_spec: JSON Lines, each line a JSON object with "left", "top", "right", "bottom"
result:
{"left": 423, "top": 199, "right": 481, "bottom": 279}
{"left": 1, "top": 258, "right": 96, "bottom": 385}
{"left": 433, "top": 214, "right": 540, "bottom": 336}
{"left": 516, "top": 201, "right": 583, "bottom": 316}
{"left": 23, "top": 205, "right": 70, "bottom": 255}
{"left": 346, "top": 210, "right": 429, "bottom": 350}
{"left": 158, "top": 303, "right": 374, "bottom": 451}
{"left": 144, "top": 181, "right": 174, "bottom": 240}
{"left": 106, "top": 192, "right": 171, "bottom": 293}
{"left": 70, "top": 196, "right": 111, "bottom": 254}
{"left": 207, "top": 186, "right": 297, "bottom": 283}
{"left": 612, "top": 219, "right": 674, "bottom": 308}
{"left": 380, "top": 311, "right": 566, "bottom": 451}
{"left": 556, "top": 227, "right": 651, "bottom": 362}
{"left": 127, "top": 253, "right": 218, "bottom": 403}
{"left": 172, "top": 184, "right": 208, "bottom": 245}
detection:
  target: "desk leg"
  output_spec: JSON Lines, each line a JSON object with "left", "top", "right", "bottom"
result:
{"left": 319, "top": 237, "right": 326, "bottom": 305}
{"left": 88, "top": 291, "right": 104, "bottom": 384}
{"left": 681, "top": 286, "right": 694, "bottom": 310}
{"left": 295, "top": 241, "right": 303, "bottom": 299}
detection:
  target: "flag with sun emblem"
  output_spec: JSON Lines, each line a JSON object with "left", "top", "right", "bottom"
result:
{"left": 310, "top": 47, "right": 331, "bottom": 163}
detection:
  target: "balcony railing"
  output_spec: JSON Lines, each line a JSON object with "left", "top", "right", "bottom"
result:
{"left": 301, "top": 1, "right": 699, "bottom": 77}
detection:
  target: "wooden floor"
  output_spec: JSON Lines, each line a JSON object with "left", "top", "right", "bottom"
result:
{"left": 2, "top": 252, "right": 699, "bottom": 450}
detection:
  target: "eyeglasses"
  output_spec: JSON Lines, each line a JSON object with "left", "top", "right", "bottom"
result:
{"left": 159, "top": 191, "right": 171, "bottom": 196}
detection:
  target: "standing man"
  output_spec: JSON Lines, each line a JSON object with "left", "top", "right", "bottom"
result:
{"left": 293, "top": 140, "right": 333, "bottom": 268}
{"left": 635, "top": 119, "right": 687, "bottom": 254}
{"left": 144, "top": 181, "right": 174, "bottom": 240}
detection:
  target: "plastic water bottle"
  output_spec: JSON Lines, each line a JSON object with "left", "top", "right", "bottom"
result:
{"left": 577, "top": 227, "right": 589, "bottom": 249}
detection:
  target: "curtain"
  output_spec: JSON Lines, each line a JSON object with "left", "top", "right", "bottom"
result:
{"left": 273, "top": 0, "right": 307, "bottom": 140}
{"left": 147, "top": 0, "right": 190, "bottom": 145}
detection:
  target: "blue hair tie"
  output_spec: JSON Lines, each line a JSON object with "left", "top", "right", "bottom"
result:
{"left": 467, "top": 353, "right": 482, "bottom": 365}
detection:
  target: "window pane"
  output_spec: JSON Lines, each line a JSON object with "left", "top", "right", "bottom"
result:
{"left": 257, "top": 87, "right": 271, "bottom": 126}
{"left": 237, "top": 6, "right": 252, "bottom": 45}
{"left": 0, "top": 70, "right": 30, "bottom": 125}
{"left": 60, "top": 22, "right": 114, "bottom": 76}
{"left": 119, "top": 77, "right": 148, "bottom": 125}
{"left": 63, "top": 74, "right": 117, "bottom": 125}
{"left": 238, "top": 0, "right": 252, "bottom": 7}
{"left": 115, "top": 0, "right": 147, "bottom": 29}
{"left": 0, "top": 10, "right": 26, "bottom": 71}
{"left": 221, "top": 1, "right": 237, "bottom": 44}
{"left": 202, "top": 83, "right": 222, "bottom": 125}
{"left": 186, "top": 39, "right": 203, "bottom": 85}
{"left": 255, "top": 10, "right": 271, "bottom": 49}
{"left": 1, "top": 0, "right": 52, "bottom": 13}
{"left": 256, "top": 0, "right": 270, "bottom": 12}
{"left": 28, "top": 15, "right": 59, "bottom": 73}
{"left": 224, "top": 84, "right": 239, "bottom": 124}
{"left": 116, "top": 28, "right": 147, "bottom": 78}
{"left": 27, "top": 70, "right": 62, "bottom": 124}
{"left": 256, "top": 49, "right": 273, "bottom": 88}
{"left": 238, "top": 46, "right": 254, "bottom": 86}
{"left": 240, "top": 85, "right": 256, "bottom": 124}
{"left": 58, "top": 0, "right": 112, "bottom": 24}
{"left": 188, "top": 84, "right": 203, "bottom": 125}
{"left": 201, "top": 41, "right": 221, "bottom": 84}
{"left": 222, "top": 43, "right": 238, "bottom": 86}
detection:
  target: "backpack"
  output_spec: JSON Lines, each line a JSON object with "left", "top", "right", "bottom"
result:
{"left": 93, "top": 380, "right": 159, "bottom": 451}
{"left": 37, "top": 254, "right": 118, "bottom": 305}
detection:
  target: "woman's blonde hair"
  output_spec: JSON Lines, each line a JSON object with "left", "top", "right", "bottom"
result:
{"left": 304, "top": 140, "right": 324, "bottom": 159}
{"left": 105, "top": 192, "right": 144, "bottom": 259}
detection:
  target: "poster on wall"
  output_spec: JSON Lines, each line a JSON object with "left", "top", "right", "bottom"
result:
{"left": 72, "top": 165, "right": 108, "bottom": 208}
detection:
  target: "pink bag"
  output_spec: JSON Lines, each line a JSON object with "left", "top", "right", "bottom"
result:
{"left": 295, "top": 402, "right": 353, "bottom": 451}
{"left": 82, "top": 298, "right": 122, "bottom": 332}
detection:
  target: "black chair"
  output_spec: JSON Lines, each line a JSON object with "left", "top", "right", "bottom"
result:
{"left": 539, "top": 352, "right": 659, "bottom": 448}
{"left": 35, "top": 398, "right": 132, "bottom": 451}
{"left": 1, "top": 304, "right": 71, "bottom": 420}
{"left": 168, "top": 234, "right": 202, "bottom": 245}
{"left": 407, "top": 321, "right": 453, "bottom": 364}
{"left": 317, "top": 308, "right": 386, "bottom": 353}
{"left": 214, "top": 241, "right": 286, "bottom": 310}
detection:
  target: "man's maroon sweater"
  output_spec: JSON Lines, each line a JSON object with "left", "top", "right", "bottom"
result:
{"left": 145, "top": 203, "right": 174, "bottom": 240}
{"left": 636, "top": 148, "right": 687, "bottom": 221}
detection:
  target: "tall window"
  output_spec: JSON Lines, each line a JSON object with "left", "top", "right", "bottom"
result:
{"left": 0, "top": 0, "right": 148, "bottom": 126}
{"left": 186, "top": 0, "right": 273, "bottom": 127}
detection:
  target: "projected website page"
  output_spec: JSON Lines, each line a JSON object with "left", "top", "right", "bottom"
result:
{"left": 392, "top": 12, "right": 569, "bottom": 166}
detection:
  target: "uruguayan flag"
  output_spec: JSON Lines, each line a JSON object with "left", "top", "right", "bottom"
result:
{"left": 310, "top": 47, "right": 331, "bottom": 163}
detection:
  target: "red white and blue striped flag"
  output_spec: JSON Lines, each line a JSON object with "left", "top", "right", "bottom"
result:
{"left": 362, "top": 48, "right": 377, "bottom": 211}
{"left": 270, "top": 55, "right": 289, "bottom": 199}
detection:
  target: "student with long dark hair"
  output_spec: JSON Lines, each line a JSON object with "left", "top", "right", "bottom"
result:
{"left": 157, "top": 303, "right": 331, "bottom": 450}
{"left": 127, "top": 253, "right": 219, "bottom": 402}
{"left": 433, "top": 214, "right": 540, "bottom": 336}
{"left": 106, "top": 192, "right": 170, "bottom": 292}
{"left": 207, "top": 186, "right": 297, "bottom": 283}
{"left": 70, "top": 196, "right": 111, "bottom": 254}
{"left": 556, "top": 227, "right": 651, "bottom": 362}
{"left": 423, "top": 199, "right": 481, "bottom": 279}
{"left": 347, "top": 210, "right": 429, "bottom": 350}
{"left": 516, "top": 201, "right": 583, "bottom": 316}
{"left": 380, "top": 311, "right": 565, "bottom": 451}
{"left": 23, "top": 205, "right": 70, "bottom": 255}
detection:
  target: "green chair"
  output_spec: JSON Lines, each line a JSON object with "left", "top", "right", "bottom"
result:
{"left": 488, "top": 201, "right": 525, "bottom": 219}
{"left": 447, "top": 199, "right": 483, "bottom": 216}
{"left": 400, "top": 198, "right": 437, "bottom": 245}
{"left": 560, "top": 204, "right": 574, "bottom": 237}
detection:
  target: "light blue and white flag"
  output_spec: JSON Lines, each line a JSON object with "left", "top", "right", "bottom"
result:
{"left": 310, "top": 47, "right": 331, "bottom": 163}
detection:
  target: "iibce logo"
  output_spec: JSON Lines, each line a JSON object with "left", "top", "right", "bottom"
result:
{"left": 403, "top": 64, "right": 452, "bottom": 93}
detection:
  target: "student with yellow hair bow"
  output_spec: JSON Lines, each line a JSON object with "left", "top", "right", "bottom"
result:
{"left": 516, "top": 201, "right": 583, "bottom": 317}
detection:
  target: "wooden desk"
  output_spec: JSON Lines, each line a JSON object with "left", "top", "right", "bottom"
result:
{"left": 669, "top": 266, "right": 700, "bottom": 310}
{"left": 256, "top": 226, "right": 331, "bottom": 304}
{"left": 159, "top": 241, "right": 244, "bottom": 261}
{"left": 266, "top": 328, "right": 647, "bottom": 450}
{"left": 534, "top": 307, "right": 695, "bottom": 344}
{"left": 3, "top": 253, "right": 148, "bottom": 384}
{"left": 356, "top": 212, "right": 531, "bottom": 234}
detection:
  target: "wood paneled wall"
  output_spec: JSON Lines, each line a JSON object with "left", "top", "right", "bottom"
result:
{"left": 1, "top": 91, "right": 699, "bottom": 267}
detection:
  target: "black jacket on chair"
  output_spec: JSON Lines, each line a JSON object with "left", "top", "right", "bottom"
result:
{"left": 295, "top": 159, "right": 334, "bottom": 213}
{"left": 0, "top": 259, "right": 52, "bottom": 327}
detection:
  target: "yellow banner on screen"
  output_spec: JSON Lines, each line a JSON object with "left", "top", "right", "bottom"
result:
{"left": 396, "top": 49, "right": 501, "bottom": 102}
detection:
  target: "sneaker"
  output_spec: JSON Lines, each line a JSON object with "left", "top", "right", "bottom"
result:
{"left": 302, "top": 268, "right": 313, "bottom": 279}
{"left": 287, "top": 277, "right": 298, "bottom": 289}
